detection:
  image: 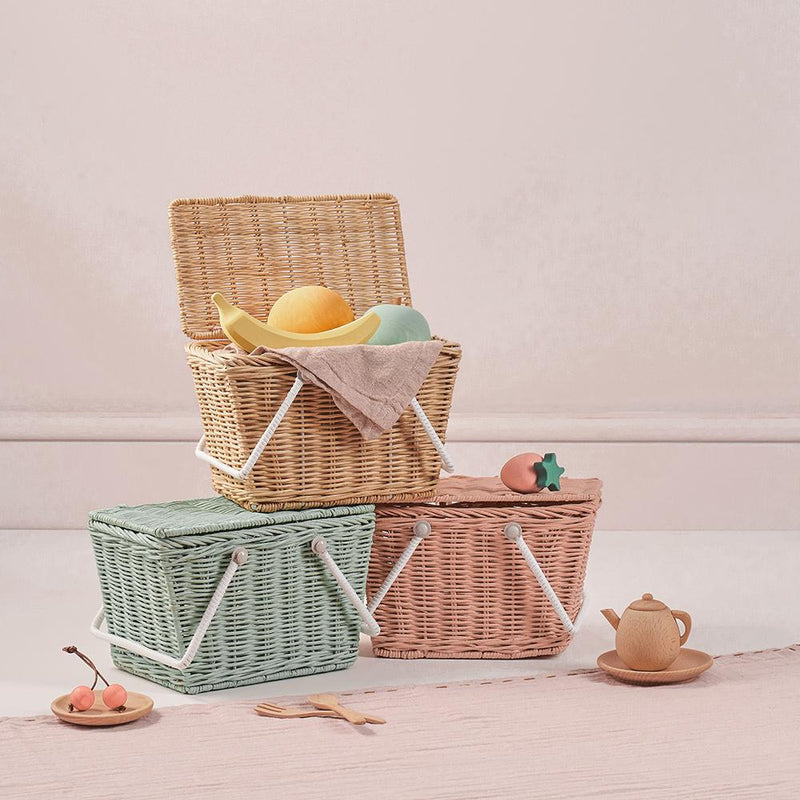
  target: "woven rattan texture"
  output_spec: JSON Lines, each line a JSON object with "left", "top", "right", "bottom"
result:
{"left": 171, "top": 193, "right": 460, "bottom": 510}
{"left": 89, "top": 500, "right": 375, "bottom": 693}
{"left": 368, "top": 489, "right": 601, "bottom": 659}
{"left": 187, "top": 339, "right": 460, "bottom": 510}
{"left": 170, "top": 195, "right": 412, "bottom": 340}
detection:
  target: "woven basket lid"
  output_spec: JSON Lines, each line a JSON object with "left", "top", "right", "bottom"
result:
{"left": 169, "top": 194, "right": 412, "bottom": 340}
{"left": 89, "top": 496, "right": 374, "bottom": 539}
{"left": 429, "top": 476, "right": 602, "bottom": 506}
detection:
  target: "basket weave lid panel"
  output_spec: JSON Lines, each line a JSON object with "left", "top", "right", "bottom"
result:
{"left": 427, "top": 476, "right": 602, "bottom": 505}
{"left": 170, "top": 194, "right": 412, "bottom": 340}
{"left": 89, "top": 496, "right": 375, "bottom": 539}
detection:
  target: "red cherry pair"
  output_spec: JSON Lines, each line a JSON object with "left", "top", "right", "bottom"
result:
{"left": 63, "top": 645, "right": 128, "bottom": 712}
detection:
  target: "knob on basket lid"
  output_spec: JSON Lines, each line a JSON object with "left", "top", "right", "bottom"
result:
{"left": 628, "top": 592, "right": 668, "bottom": 611}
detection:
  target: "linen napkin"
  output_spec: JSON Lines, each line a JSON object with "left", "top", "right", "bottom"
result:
{"left": 224, "top": 340, "right": 443, "bottom": 440}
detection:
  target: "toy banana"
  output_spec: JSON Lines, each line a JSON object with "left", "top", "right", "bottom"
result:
{"left": 212, "top": 293, "right": 381, "bottom": 350}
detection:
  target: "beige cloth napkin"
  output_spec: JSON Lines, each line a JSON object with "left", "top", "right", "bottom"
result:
{"left": 243, "top": 340, "right": 443, "bottom": 440}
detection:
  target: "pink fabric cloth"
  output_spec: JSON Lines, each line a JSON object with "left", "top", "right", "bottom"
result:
{"left": 2, "top": 645, "right": 799, "bottom": 798}
{"left": 228, "top": 340, "right": 443, "bottom": 440}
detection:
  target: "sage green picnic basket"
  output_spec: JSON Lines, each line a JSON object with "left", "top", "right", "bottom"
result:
{"left": 88, "top": 497, "right": 377, "bottom": 694}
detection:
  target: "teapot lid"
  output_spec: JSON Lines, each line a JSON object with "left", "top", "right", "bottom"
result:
{"left": 628, "top": 593, "right": 668, "bottom": 611}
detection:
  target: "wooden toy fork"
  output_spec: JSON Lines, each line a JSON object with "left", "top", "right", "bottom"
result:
{"left": 254, "top": 701, "right": 385, "bottom": 725}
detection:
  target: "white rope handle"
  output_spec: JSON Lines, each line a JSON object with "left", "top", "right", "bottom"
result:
{"left": 312, "top": 537, "right": 381, "bottom": 636}
{"left": 410, "top": 399, "right": 455, "bottom": 473}
{"left": 503, "top": 523, "right": 584, "bottom": 635}
{"left": 364, "top": 518, "right": 584, "bottom": 637}
{"left": 367, "top": 520, "right": 432, "bottom": 614}
{"left": 195, "top": 375, "right": 305, "bottom": 479}
{"left": 90, "top": 548, "right": 249, "bottom": 671}
{"left": 195, "top": 377, "right": 455, "bottom": 479}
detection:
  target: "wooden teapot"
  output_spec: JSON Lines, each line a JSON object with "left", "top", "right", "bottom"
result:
{"left": 601, "top": 593, "right": 691, "bottom": 671}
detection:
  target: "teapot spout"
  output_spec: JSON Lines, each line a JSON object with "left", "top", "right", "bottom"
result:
{"left": 600, "top": 608, "right": 620, "bottom": 630}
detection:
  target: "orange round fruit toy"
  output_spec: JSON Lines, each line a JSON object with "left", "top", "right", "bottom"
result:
{"left": 69, "top": 685, "right": 95, "bottom": 711}
{"left": 267, "top": 286, "right": 355, "bottom": 334}
{"left": 102, "top": 684, "right": 128, "bottom": 710}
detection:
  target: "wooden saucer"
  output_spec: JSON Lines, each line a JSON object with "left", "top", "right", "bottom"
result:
{"left": 51, "top": 689, "right": 154, "bottom": 727}
{"left": 597, "top": 648, "right": 713, "bottom": 685}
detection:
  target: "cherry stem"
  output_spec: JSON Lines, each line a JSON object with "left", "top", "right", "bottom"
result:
{"left": 63, "top": 645, "right": 110, "bottom": 689}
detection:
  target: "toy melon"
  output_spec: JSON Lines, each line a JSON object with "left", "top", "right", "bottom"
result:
{"left": 267, "top": 286, "right": 355, "bottom": 334}
{"left": 366, "top": 304, "right": 431, "bottom": 345}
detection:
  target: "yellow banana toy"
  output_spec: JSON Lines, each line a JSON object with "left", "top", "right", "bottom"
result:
{"left": 212, "top": 293, "right": 381, "bottom": 350}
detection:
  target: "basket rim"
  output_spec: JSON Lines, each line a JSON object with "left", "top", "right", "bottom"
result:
{"left": 376, "top": 476, "right": 602, "bottom": 507}
{"left": 89, "top": 496, "right": 376, "bottom": 539}
{"left": 185, "top": 337, "right": 461, "bottom": 369}
{"left": 169, "top": 193, "right": 399, "bottom": 209}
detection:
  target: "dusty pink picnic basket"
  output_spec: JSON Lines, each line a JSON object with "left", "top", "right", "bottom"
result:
{"left": 366, "top": 476, "right": 602, "bottom": 658}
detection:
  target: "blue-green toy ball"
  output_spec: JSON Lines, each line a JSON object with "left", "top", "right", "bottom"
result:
{"left": 367, "top": 304, "right": 432, "bottom": 345}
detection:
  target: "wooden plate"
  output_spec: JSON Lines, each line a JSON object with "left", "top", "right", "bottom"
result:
{"left": 51, "top": 689, "right": 154, "bottom": 727}
{"left": 597, "top": 648, "right": 713, "bottom": 685}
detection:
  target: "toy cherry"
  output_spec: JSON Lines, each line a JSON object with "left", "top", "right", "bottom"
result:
{"left": 63, "top": 645, "right": 128, "bottom": 712}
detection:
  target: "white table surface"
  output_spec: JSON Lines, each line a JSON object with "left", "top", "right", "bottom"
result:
{"left": 1, "top": 529, "right": 797, "bottom": 718}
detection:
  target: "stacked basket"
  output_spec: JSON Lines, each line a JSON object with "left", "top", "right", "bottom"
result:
{"left": 88, "top": 195, "right": 461, "bottom": 693}
{"left": 88, "top": 193, "right": 600, "bottom": 695}
{"left": 170, "top": 195, "right": 461, "bottom": 510}
{"left": 367, "top": 476, "right": 602, "bottom": 659}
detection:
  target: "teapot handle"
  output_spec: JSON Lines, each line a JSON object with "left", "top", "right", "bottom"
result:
{"left": 672, "top": 610, "right": 692, "bottom": 645}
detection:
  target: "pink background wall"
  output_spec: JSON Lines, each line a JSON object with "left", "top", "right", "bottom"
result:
{"left": 1, "top": 1, "right": 798, "bottom": 528}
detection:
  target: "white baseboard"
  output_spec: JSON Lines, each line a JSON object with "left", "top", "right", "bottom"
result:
{"left": 1, "top": 412, "right": 799, "bottom": 531}
{"left": 2, "top": 411, "right": 799, "bottom": 442}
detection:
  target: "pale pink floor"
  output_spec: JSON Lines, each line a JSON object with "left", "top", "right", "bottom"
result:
{"left": 3, "top": 645, "right": 799, "bottom": 799}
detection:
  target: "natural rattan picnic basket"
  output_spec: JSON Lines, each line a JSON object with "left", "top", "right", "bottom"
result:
{"left": 88, "top": 497, "right": 378, "bottom": 693}
{"left": 366, "top": 476, "right": 602, "bottom": 658}
{"left": 170, "top": 194, "right": 461, "bottom": 512}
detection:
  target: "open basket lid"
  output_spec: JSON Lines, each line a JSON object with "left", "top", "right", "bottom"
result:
{"left": 427, "top": 475, "right": 602, "bottom": 506}
{"left": 169, "top": 194, "right": 413, "bottom": 340}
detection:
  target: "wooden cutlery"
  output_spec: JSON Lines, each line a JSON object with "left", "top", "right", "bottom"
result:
{"left": 307, "top": 693, "right": 367, "bottom": 725}
{"left": 255, "top": 698, "right": 385, "bottom": 725}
